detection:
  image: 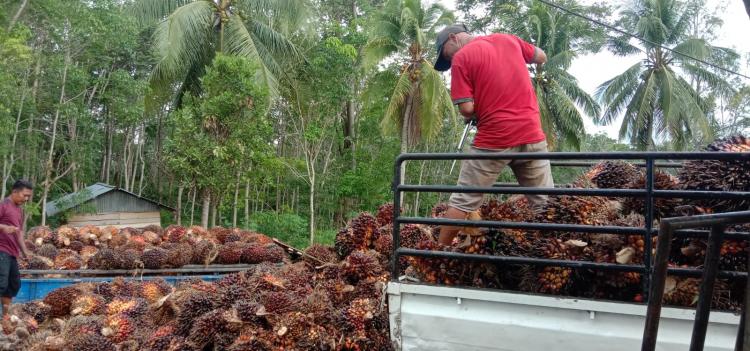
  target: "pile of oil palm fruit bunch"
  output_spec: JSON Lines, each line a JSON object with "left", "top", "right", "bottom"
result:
{"left": 2, "top": 207, "right": 397, "bottom": 350}
{"left": 20, "top": 225, "right": 287, "bottom": 273}
{"left": 402, "top": 135, "right": 750, "bottom": 311}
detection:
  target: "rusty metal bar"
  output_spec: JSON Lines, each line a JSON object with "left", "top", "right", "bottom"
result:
{"left": 642, "top": 220, "right": 674, "bottom": 351}
{"left": 689, "top": 225, "right": 725, "bottom": 351}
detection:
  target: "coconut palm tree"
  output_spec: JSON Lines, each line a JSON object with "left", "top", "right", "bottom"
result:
{"left": 595, "top": 0, "right": 735, "bottom": 150}
{"left": 513, "top": 0, "right": 604, "bottom": 150}
{"left": 133, "top": 0, "right": 310, "bottom": 106}
{"left": 364, "top": 0, "right": 456, "bottom": 154}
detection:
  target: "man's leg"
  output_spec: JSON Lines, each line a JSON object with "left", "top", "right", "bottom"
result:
{"left": 0, "top": 253, "right": 11, "bottom": 317}
{"left": 509, "top": 140, "right": 554, "bottom": 210}
{"left": 4, "top": 256, "right": 20, "bottom": 316}
{"left": 439, "top": 148, "right": 509, "bottom": 245}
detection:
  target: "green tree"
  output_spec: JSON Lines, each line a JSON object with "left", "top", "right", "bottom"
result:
{"left": 133, "top": 0, "right": 310, "bottom": 106}
{"left": 166, "top": 54, "right": 272, "bottom": 228}
{"left": 596, "top": 0, "right": 736, "bottom": 150}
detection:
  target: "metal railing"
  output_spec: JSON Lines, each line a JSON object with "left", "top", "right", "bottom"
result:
{"left": 391, "top": 151, "right": 750, "bottom": 302}
{"left": 642, "top": 210, "right": 750, "bottom": 351}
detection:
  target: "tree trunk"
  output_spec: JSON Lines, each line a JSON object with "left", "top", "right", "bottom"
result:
{"left": 398, "top": 90, "right": 416, "bottom": 208}
{"left": 244, "top": 180, "right": 250, "bottom": 229}
{"left": 105, "top": 117, "right": 113, "bottom": 184}
{"left": 7, "top": 0, "right": 29, "bottom": 31}
{"left": 744, "top": 0, "right": 750, "bottom": 20}
{"left": 41, "top": 35, "right": 71, "bottom": 226}
{"left": 309, "top": 176, "right": 316, "bottom": 245}
{"left": 2, "top": 75, "right": 26, "bottom": 197}
{"left": 201, "top": 190, "right": 210, "bottom": 228}
{"left": 189, "top": 186, "right": 196, "bottom": 227}
{"left": 210, "top": 199, "right": 218, "bottom": 228}
{"left": 232, "top": 171, "right": 240, "bottom": 227}
{"left": 176, "top": 185, "right": 184, "bottom": 226}
{"left": 23, "top": 52, "right": 42, "bottom": 181}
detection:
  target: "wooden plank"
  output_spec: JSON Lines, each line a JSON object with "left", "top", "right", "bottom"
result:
{"left": 71, "top": 211, "right": 161, "bottom": 221}
{"left": 68, "top": 218, "right": 161, "bottom": 227}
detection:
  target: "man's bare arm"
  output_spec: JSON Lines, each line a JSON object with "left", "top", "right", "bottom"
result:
{"left": 16, "top": 230, "right": 30, "bottom": 258}
{"left": 532, "top": 47, "right": 547, "bottom": 64}
{"left": 458, "top": 101, "right": 475, "bottom": 123}
{"left": 0, "top": 224, "right": 17, "bottom": 234}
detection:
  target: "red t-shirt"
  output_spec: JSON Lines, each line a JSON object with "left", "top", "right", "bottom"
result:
{"left": 0, "top": 198, "right": 23, "bottom": 257}
{"left": 450, "top": 33, "right": 546, "bottom": 149}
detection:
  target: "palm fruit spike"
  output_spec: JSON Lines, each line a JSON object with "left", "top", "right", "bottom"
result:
{"left": 115, "top": 249, "right": 142, "bottom": 269}
{"left": 43, "top": 286, "right": 82, "bottom": 317}
{"left": 21, "top": 301, "right": 51, "bottom": 324}
{"left": 164, "top": 225, "right": 188, "bottom": 243}
{"left": 101, "top": 313, "right": 136, "bottom": 343}
{"left": 36, "top": 243, "right": 57, "bottom": 259}
{"left": 26, "top": 255, "right": 54, "bottom": 270}
{"left": 106, "top": 297, "right": 148, "bottom": 319}
{"left": 187, "top": 309, "right": 243, "bottom": 350}
{"left": 216, "top": 243, "right": 244, "bottom": 264}
{"left": 176, "top": 291, "right": 217, "bottom": 335}
{"left": 166, "top": 243, "right": 193, "bottom": 268}
{"left": 138, "top": 278, "right": 173, "bottom": 303}
{"left": 210, "top": 227, "right": 232, "bottom": 244}
{"left": 479, "top": 196, "right": 535, "bottom": 222}
{"left": 375, "top": 203, "right": 394, "bottom": 227}
{"left": 679, "top": 135, "right": 750, "bottom": 212}
{"left": 342, "top": 298, "right": 377, "bottom": 339}
{"left": 302, "top": 244, "right": 338, "bottom": 265}
{"left": 342, "top": 250, "right": 384, "bottom": 284}
{"left": 334, "top": 212, "right": 379, "bottom": 259}
{"left": 71, "top": 295, "right": 106, "bottom": 316}
{"left": 66, "top": 332, "right": 115, "bottom": 351}
{"left": 583, "top": 160, "right": 642, "bottom": 189}
{"left": 663, "top": 276, "right": 734, "bottom": 310}
{"left": 141, "top": 248, "right": 168, "bottom": 269}
{"left": 624, "top": 171, "right": 682, "bottom": 218}
{"left": 373, "top": 230, "right": 394, "bottom": 257}
{"left": 259, "top": 291, "right": 297, "bottom": 314}
{"left": 191, "top": 240, "right": 218, "bottom": 265}
{"left": 27, "top": 226, "right": 55, "bottom": 246}
{"left": 88, "top": 248, "right": 118, "bottom": 270}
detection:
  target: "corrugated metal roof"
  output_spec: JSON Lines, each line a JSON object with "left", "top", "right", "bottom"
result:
{"left": 45, "top": 183, "right": 174, "bottom": 217}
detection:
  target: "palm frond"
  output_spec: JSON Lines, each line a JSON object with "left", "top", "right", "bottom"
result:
{"left": 680, "top": 62, "right": 736, "bottom": 97}
{"left": 150, "top": 1, "right": 215, "bottom": 96}
{"left": 131, "top": 0, "right": 194, "bottom": 26}
{"left": 606, "top": 35, "right": 642, "bottom": 56}
{"left": 418, "top": 60, "right": 455, "bottom": 141}
{"left": 595, "top": 62, "right": 642, "bottom": 125}
{"left": 362, "top": 37, "right": 400, "bottom": 68}
{"left": 556, "top": 70, "right": 601, "bottom": 118}
{"left": 547, "top": 81, "right": 586, "bottom": 150}
{"left": 224, "top": 15, "right": 279, "bottom": 97}
{"left": 671, "top": 38, "right": 710, "bottom": 61}
{"left": 381, "top": 70, "right": 413, "bottom": 137}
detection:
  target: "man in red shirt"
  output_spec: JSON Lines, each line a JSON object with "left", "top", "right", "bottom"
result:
{"left": 434, "top": 24, "right": 554, "bottom": 245}
{"left": 0, "top": 180, "right": 33, "bottom": 316}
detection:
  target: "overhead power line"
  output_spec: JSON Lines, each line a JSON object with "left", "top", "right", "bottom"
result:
{"left": 535, "top": 0, "right": 750, "bottom": 80}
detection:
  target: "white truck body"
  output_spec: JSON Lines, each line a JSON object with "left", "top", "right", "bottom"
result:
{"left": 388, "top": 282, "right": 740, "bottom": 351}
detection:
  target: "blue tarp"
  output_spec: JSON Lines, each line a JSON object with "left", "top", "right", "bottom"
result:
{"left": 16, "top": 275, "right": 224, "bottom": 302}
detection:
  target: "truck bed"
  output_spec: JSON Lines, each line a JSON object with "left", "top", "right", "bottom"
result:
{"left": 388, "top": 282, "right": 740, "bottom": 351}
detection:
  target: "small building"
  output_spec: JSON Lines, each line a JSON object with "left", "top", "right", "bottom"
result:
{"left": 45, "top": 183, "right": 174, "bottom": 228}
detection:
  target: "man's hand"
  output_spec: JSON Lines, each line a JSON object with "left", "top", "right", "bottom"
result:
{"left": 21, "top": 249, "right": 32, "bottom": 259}
{"left": 0, "top": 225, "right": 17, "bottom": 234}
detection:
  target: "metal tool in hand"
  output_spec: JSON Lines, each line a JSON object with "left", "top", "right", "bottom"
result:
{"left": 449, "top": 119, "right": 477, "bottom": 175}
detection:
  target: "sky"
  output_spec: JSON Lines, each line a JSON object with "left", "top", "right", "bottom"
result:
{"left": 437, "top": 0, "right": 750, "bottom": 139}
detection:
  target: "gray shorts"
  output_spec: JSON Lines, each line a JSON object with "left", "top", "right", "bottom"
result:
{"left": 449, "top": 140, "right": 554, "bottom": 212}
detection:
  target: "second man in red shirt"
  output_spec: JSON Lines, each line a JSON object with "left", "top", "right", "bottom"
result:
{"left": 434, "top": 24, "right": 555, "bottom": 245}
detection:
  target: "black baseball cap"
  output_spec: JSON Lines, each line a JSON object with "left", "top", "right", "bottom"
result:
{"left": 434, "top": 23, "right": 469, "bottom": 72}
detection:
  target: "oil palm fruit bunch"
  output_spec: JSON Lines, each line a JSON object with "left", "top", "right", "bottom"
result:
{"left": 538, "top": 183, "right": 620, "bottom": 227}
{"left": 662, "top": 276, "right": 735, "bottom": 310}
{"left": 679, "top": 135, "right": 750, "bottom": 212}
{"left": 479, "top": 196, "right": 535, "bottom": 222}
{"left": 375, "top": 203, "right": 395, "bottom": 227}
{"left": 335, "top": 213, "right": 380, "bottom": 258}
{"left": 623, "top": 171, "right": 682, "bottom": 218}
{"left": 584, "top": 160, "right": 643, "bottom": 190}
